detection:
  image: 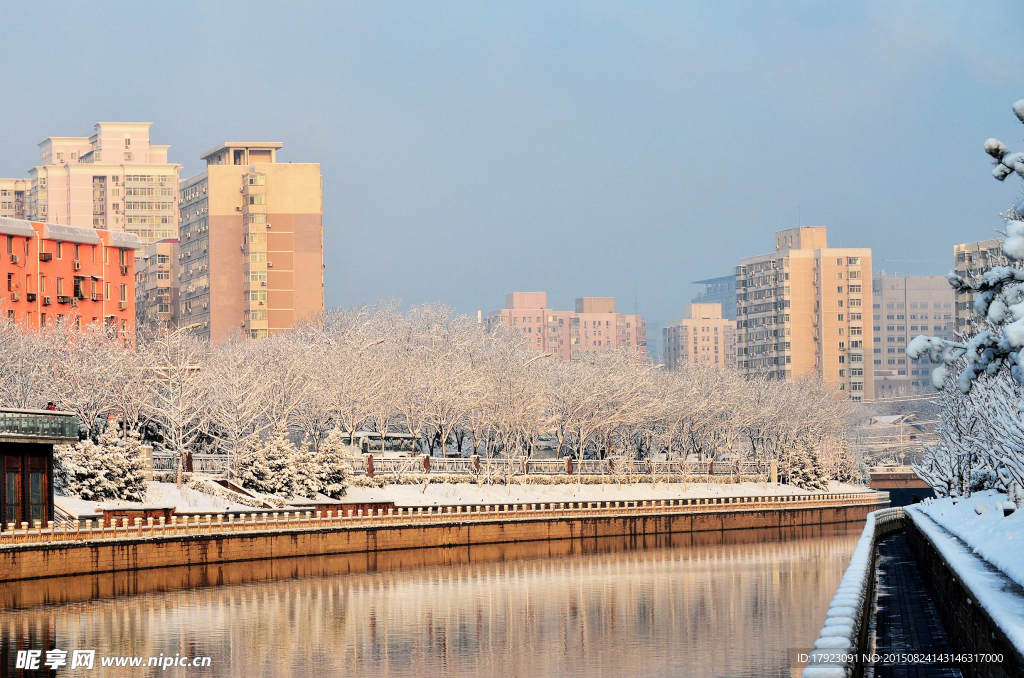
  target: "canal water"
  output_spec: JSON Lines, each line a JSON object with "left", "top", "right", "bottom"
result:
{"left": 0, "top": 523, "right": 859, "bottom": 677}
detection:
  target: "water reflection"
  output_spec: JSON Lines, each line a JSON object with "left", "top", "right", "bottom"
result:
{"left": 1, "top": 523, "right": 859, "bottom": 677}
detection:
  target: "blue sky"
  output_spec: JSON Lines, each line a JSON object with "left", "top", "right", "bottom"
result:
{"left": 1, "top": 1, "right": 1022, "bottom": 342}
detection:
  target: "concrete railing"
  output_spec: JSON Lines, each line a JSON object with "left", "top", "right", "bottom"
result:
{"left": 802, "top": 506, "right": 905, "bottom": 678}
{"left": 1, "top": 492, "right": 887, "bottom": 548}
{"left": 156, "top": 452, "right": 768, "bottom": 479}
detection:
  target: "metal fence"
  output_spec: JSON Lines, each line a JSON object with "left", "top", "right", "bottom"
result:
{"left": 153, "top": 455, "right": 232, "bottom": 473}
{"left": 1, "top": 492, "right": 886, "bottom": 547}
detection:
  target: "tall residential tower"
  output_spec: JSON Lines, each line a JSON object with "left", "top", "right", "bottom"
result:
{"left": 25, "top": 122, "right": 181, "bottom": 248}
{"left": 662, "top": 303, "right": 737, "bottom": 370}
{"left": 735, "top": 227, "right": 874, "bottom": 401}
{"left": 178, "top": 142, "right": 324, "bottom": 341}
{"left": 487, "top": 292, "right": 647, "bottom": 360}
{"left": 871, "top": 273, "right": 955, "bottom": 397}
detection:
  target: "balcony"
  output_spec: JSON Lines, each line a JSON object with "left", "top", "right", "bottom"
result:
{"left": 0, "top": 408, "right": 78, "bottom": 444}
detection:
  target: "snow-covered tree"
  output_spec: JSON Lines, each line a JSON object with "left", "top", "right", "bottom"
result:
{"left": 54, "top": 422, "right": 147, "bottom": 502}
{"left": 238, "top": 429, "right": 315, "bottom": 499}
{"left": 142, "top": 328, "right": 209, "bottom": 485}
{"left": 908, "top": 99, "right": 1024, "bottom": 504}
{"left": 292, "top": 440, "right": 321, "bottom": 500}
{"left": 316, "top": 428, "right": 353, "bottom": 498}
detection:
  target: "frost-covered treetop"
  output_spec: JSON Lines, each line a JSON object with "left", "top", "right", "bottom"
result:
{"left": 985, "top": 100, "right": 1024, "bottom": 181}
{"left": 908, "top": 99, "right": 1024, "bottom": 393}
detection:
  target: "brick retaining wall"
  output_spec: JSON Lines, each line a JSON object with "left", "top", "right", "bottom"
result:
{"left": 0, "top": 499, "right": 884, "bottom": 583}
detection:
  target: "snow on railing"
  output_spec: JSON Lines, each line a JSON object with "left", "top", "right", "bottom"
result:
{"left": 0, "top": 493, "right": 886, "bottom": 548}
{"left": 153, "top": 453, "right": 770, "bottom": 479}
{"left": 802, "top": 506, "right": 905, "bottom": 678}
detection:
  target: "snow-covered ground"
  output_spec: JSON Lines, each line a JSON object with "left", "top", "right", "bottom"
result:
{"left": 909, "top": 496, "right": 1024, "bottom": 652}
{"left": 56, "top": 482, "right": 257, "bottom": 517}
{"left": 914, "top": 491, "right": 1024, "bottom": 589}
{"left": 54, "top": 480, "right": 871, "bottom": 516}
{"left": 146, "top": 482, "right": 257, "bottom": 512}
{"left": 342, "top": 480, "right": 869, "bottom": 507}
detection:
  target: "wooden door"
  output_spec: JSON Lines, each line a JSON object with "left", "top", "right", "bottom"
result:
{"left": 28, "top": 455, "right": 48, "bottom": 527}
{"left": 3, "top": 455, "right": 21, "bottom": 528}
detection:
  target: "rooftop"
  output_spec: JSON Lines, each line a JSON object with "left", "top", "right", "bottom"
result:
{"left": 200, "top": 142, "right": 284, "bottom": 161}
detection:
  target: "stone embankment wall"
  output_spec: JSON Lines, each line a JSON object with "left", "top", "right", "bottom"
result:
{"left": 906, "top": 518, "right": 1024, "bottom": 678}
{"left": 0, "top": 498, "right": 884, "bottom": 583}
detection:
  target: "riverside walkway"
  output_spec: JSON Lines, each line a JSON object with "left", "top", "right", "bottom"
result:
{"left": 873, "top": 533, "right": 962, "bottom": 678}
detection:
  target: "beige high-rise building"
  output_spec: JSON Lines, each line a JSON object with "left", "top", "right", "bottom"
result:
{"left": 135, "top": 238, "right": 180, "bottom": 335}
{"left": 0, "top": 179, "right": 30, "bottom": 219}
{"left": 25, "top": 122, "right": 181, "bottom": 249}
{"left": 178, "top": 142, "right": 324, "bottom": 341}
{"left": 871, "top": 273, "right": 955, "bottom": 397}
{"left": 735, "top": 227, "right": 874, "bottom": 401}
{"left": 487, "top": 292, "right": 647, "bottom": 360}
{"left": 953, "top": 238, "right": 1006, "bottom": 333}
{"left": 663, "top": 303, "right": 737, "bottom": 370}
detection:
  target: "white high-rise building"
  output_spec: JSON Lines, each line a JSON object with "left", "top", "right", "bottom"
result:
{"left": 27, "top": 122, "right": 181, "bottom": 252}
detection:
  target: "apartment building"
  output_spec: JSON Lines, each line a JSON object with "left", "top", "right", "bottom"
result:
{"left": 0, "top": 217, "right": 141, "bottom": 335}
{"left": 487, "top": 292, "right": 647, "bottom": 360}
{"left": 135, "top": 238, "right": 180, "bottom": 335}
{"left": 662, "top": 303, "right": 737, "bottom": 370}
{"left": 871, "top": 273, "right": 955, "bottom": 398}
{"left": 25, "top": 122, "right": 181, "bottom": 251}
{"left": 735, "top": 227, "right": 873, "bottom": 401}
{"left": 953, "top": 238, "right": 1007, "bottom": 333}
{"left": 178, "top": 142, "right": 324, "bottom": 341}
{"left": 691, "top": 275, "right": 737, "bottom": 320}
{"left": 0, "top": 179, "right": 29, "bottom": 220}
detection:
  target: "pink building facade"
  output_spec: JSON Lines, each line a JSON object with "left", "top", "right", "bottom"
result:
{"left": 487, "top": 292, "right": 647, "bottom": 360}
{"left": 662, "top": 303, "right": 737, "bottom": 370}
{"left": 26, "top": 123, "right": 181, "bottom": 250}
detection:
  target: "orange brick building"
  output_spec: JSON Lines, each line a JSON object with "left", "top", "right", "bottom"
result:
{"left": 0, "top": 217, "right": 142, "bottom": 335}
